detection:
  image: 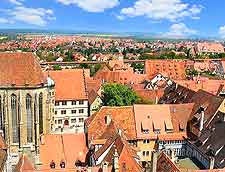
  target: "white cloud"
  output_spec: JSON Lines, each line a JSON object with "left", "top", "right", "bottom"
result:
{"left": 219, "top": 26, "right": 225, "bottom": 39}
{"left": 0, "top": 18, "right": 14, "bottom": 24}
{"left": 115, "top": 15, "right": 125, "bottom": 20}
{"left": 163, "top": 23, "right": 197, "bottom": 38}
{"left": 8, "top": 0, "right": 24, "bottom": 6}
{"left": 120, "top": 0, "right": 202, "bottom": 21}
{"left": 57, "top": 0, "right": 119, "bottom": 12}
{"left": 1, "top": 6, "right": 55, "bottom": 26}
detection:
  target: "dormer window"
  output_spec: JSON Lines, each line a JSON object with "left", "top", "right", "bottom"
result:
{"left": 142, "top": 129, "right": 149, "bottom": 134}
{"left": 154, "top": 129, "right": 160, "bottom": 134}
{"left": 141, "top": 121, "right": 150, "bottom": 134}
{"left": 60, "top": 160, "right": 66, "bottom": 168}
{"left": 50, "top": 160, "right": 55, "bottom": 169}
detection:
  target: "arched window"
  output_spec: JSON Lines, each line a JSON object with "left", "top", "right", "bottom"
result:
{"left": 26, "top": 94, "right": 33, "bottom": 143}
{"left": 39, "top": 93, "right": 43, "bottom": 134}
{"left": 0, "top": 95, "right": 2, "bottom": 130}
{"left": 11, "top": 94, "right": 18, "bottom": 143}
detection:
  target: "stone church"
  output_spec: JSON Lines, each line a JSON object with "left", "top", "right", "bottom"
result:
{"left": 0, "top": 52, "right": 55, "bottom": 169}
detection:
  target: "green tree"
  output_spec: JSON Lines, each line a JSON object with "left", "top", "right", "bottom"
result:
{"left": 53, "top": 64, "right": 62, "bottom": 70}
{"left": 102, "top": 83, "right": 139, "bottom": 106}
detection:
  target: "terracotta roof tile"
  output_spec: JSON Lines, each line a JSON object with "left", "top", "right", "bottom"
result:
{"left": 0, "top": 52, "right": 45, "bottom": 87}
{"left": 86, "top": 106, "right": 137, "bottom": 141}
{"left": 48, "top": 69, "right": 88, "bottom": 100}
{"left": 40, "top": 134, "right": 88, "bottom": 170}
{"left": 94, "top": 133, "right": 143, "bottom": 172}
{"left": 145, "top": 60, "right": 187, "bottom": 80}
{"left": 133, "top": 104, "right": 193, "bottom": 139}
{"left": 14, "top": 154, "right": 35, "bottom": 172}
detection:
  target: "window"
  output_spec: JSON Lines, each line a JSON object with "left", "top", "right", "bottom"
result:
{"left": 62, "top": 101, "right": 67, "bottom": 105}
{"left": 55, "top": 111, "right": 57, "bottom": 115}
{"left": 154, "top": 129, "right": 161, "bottom": 134}
{"left": 55, "top": 101, "right": 59, "bottom": 106}
{"left": 11, "top": 94, "right": 19, "bottom": 143}
{"left": 26, "top": 94, "right": 33, "bottom": 143}
{"left": 79, "top": 109, "right": 84, "bottom": 113}
{"left": 58, "top": 120, "right": 62, "bottom": 124}
{"left": 79, "top": 100, "right": 84, "bottom": 105}
{"left": 72, "top": 101, "right": 76, "bottom": 105}
{"left": 143, "top": 139, "right": 150, "bottom": 144}
{"left": 39, "top": 93, "right": 43, "bottom": 134}
{"left": 142, "top": 151, "right": 146, "bottom": 156}
{"left": 55, "top": 120, "right": 57, "bottom": 124}
{"left": 61, "top": 110, "right": 66, "bottom": 115}
{"left": 71, "top": 119, "right": 76, "bottom": 123}
{"left": 146, "top": 151, "right": 150, "bottom": 156}
{"left": 79, "top": 118, "right": 84, "bottom": 123}
{"left": 142, "top": 129, "right": 149, "bottom": 134}
{"left": 71, "top": 110, "right": 76, "bottom": 114}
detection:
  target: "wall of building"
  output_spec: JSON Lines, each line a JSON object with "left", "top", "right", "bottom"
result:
{"left": 185, "top": 141, "right": 210, "bottom": 168}
{"left": 137, "top": 139, "right": 156, "bottom": 162}
{"left": 54, "top": 100, "right": 88, "bottom": 133}
{"left": 0, "top": 86, "right": 54, "bottom": 169}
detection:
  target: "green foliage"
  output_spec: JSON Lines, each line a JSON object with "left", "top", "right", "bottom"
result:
{"left": 208, "top": 53, "right": 225, "bottom": 59}
{"left": 135, "top": 98, "right": 154, "bottom": 105}
{"left": 139, "top": 51, "right": 186, "bottom": 60}
{"left": 131, "top": 63, "right": 144, "bottom": 71}
{"left": 80, "top": 63, "right": 89, "bottom": 68}
{"left": 53, "top": 64, "right": 62, "bottom": 70}
{"left": 65, "top": 51, "right": 73, "bottom": 61}
{"left": 186, "top": 69, "right": 198, "bottom": 76}
{"left": 102, "top": 83, "right": 139, "bottom": 106}
{"left": 90, "top": 64, "right": 102, "bottom": 76}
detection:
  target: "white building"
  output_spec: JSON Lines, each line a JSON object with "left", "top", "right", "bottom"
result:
{"left": 48, "top": 69, "right": 89, "bottom": 133}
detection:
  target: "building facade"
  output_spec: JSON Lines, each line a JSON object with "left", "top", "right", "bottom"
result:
{"left": 48, "top": 69, "right": 89, "bottom": 133}
{"left": 54, "top": 99, "right": 88, "bottom": 132}
{"left": 0, "top": 52, "right": 55, "bottom": 170}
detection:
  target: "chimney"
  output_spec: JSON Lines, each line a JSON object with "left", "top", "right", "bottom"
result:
{"left": 199, "top": 107, "right": 205, "bottom": 132}
{"left": 113, "top": 148, "right": 119, "bottom": 172}
{"left": 175, "top": 83, "right": 178, "bottom": 90}
{"left": 151, "top": 151, "right": 158, "bottom": 172}
{"left": 40, "top": 135, "right": 45, "bottom": 145}
{"left": 105, "top": 114, "right": 111, "bottom": 126}
{"left": 102, "top": 162, "right": 108, "bottom": 172}
{"left": 209, "top": 157, "right": 215, "bottom": 169}
{"left": 171, "top": 149, "right": 176, "bottom": 162}
{"left": 118, "top": 128, "right": 122, "bottom": 136}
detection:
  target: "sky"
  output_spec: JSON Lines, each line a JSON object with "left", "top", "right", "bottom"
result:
{"left": 0, "top": 0, "right": 225, "bottom": 38}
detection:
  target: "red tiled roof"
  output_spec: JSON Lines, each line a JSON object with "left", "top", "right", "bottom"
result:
{"left": 134, "top": 89, "right": 165, "bottom": 103}
{"left": 157, "top": 152, "right": 181, "bottom": 172}
{"left": 48, "top": 69, "right": 88, "bottom": 100}
{"left": 196, "top": 42, "right": 224, "bottom": 53}
{"left": 175, "top": 79, "right": 225, "bottom": 95}
{"left": 145, "top": 60, "right": 187, "bottom": 80}
{"left": 94, "top": 64, "right": 147, "bottom": 84}
{"left": 14, "top": 154, "right": 35, "bottom": 172}
{"left": 86, "top": 78, "right": 102, "bottom": 104}
{"left": 133, "top": 104, "right": 194, "bottom": 140}
{"left": 189, "top": 90, "right": 224, "bottom": 127}
{"left": 86, "top": 106, "right": 137, "bottom": 141}
{"left": 0, "top": 52, "right": 45, "bottom": 87}
{"left": 94, "top": 132, "right": 142, "bottom": 172}
{"left": 40, "top": 134, "right": 88, "bottom": 171}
